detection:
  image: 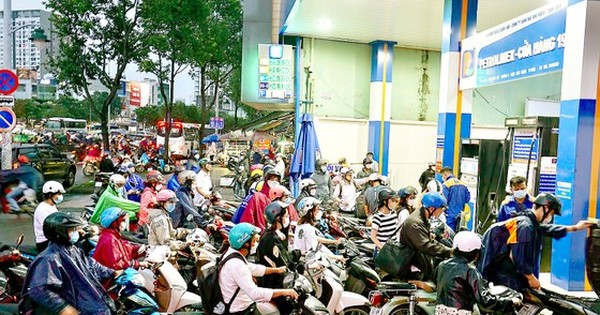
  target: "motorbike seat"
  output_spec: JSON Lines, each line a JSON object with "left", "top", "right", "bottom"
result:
{"left": 378, "top": 281, "right": 417, "bottom": 291}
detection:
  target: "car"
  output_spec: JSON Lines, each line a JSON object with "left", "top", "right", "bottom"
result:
{"left": 12, "top": 144, "right": 77, "bottom": 188}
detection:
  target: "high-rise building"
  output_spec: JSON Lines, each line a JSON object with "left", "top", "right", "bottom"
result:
{"left": 0, "top": 9, "right": 57, "bottom": 77}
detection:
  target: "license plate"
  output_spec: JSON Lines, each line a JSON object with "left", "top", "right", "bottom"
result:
{"left": 95, "top": 182, "right": 102, "bottom": 187}
{"left": 369, "top": 307, "right": 382, "bottom": 315}
{"left": 517, "top": 304, "right": 541, "bottom": 315}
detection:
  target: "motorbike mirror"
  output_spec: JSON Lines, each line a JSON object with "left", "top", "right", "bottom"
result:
{"left": 291, "top": 249, "right": 302, "bottom": 263}
{"left": 16, "top": 234, "right": 24, "bottom": 248}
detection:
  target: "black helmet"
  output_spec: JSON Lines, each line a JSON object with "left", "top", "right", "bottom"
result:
{"left": 399, "top": 186, "right": 418, "bottom": 199}
{"left": 43, "top": 212, "right": 87, "bottom": 244}
{"left": 316, "top": 159, "right": 328, "bottom": 166}
{"left": 378, "top": 187, "right": 399, "bottom": 207}
{"left": 533, "top": 193, "right": 562, "bottom": 215}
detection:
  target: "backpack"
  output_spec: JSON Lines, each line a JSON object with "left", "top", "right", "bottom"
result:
{"left": 198, "top": 251, "right": 245, "bottom": 315}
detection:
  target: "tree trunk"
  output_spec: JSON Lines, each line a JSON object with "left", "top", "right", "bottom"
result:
{"left": 101, "top": 103, "right": 109, "bottom": 150}
{"left": 198, "top": 65, "right": 208, "bottom": 156}
{"left": 234, "top": 102, "right": 239, "bottom": 125}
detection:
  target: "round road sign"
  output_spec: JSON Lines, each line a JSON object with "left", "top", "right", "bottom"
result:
{"left": 0, "top": 106, "right": 16, "bottom": 132}
{"left": 0, "top": 69, "right": 19, "bottom": 95}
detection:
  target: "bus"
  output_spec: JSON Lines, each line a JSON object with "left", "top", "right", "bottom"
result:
{"left": 44, "top": 118, "right": 88, "bottom": 134}
{"left": 156, "top": 121, "right": 186, "bottom": 156}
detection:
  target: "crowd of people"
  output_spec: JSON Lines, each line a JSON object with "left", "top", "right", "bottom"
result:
{"left": 0, "top": 143, "right": 596, "bottom": 315}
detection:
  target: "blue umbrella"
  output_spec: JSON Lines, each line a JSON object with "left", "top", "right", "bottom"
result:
{"left": 201, "top": 133, "right": 219, "bottom": 143}
{"left": 289, "top": 113, "right": 321, "bottom": 196}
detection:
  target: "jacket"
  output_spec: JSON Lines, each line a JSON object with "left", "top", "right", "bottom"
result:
{"left": 419, "top": 169, "right": 436, "bottom": 191}
{"left": 167, "top": 174, "right": 180, "bottom": 192}
{"left": 435, "top": 256, "right": 513, "bottom": 312}
{"left": 125, "top": 174, "right": 144, "bottom": 203}
{"left": 400, "top": 209, "right": 452, "bottom": 279}
{"left": 148, "top": 208, "right": 188, "bottom": 246}
{"left": 139, "top": 187, "right": 158, "bottom": 226}
{"left": 93, "top": 228, "right": 143, "bottom": 270}
{"left": 21, "top": 242, "right": 115, "bottom": 314}
{"left": 311, "top": 171, "right": 331, "bottom": 201}
{"left": 257, "top": 229, "right": 290, "bottom": 289}
{"left": 90, "top": 185, "right": 140, "bottom": 225}
{"left": 232, "top": 193, "right": 254, "bottom": 224}
{"left": 442, "top": 176, "right": 471, "bottom": 230}
{"left": 497, "top": 195, "right": 534, "bottom": 223}
{"left": 172, "top": 184, "right": 205, "bottom": 228}
{"left": 239, "top": 183, "right": 272, "bottom": 231}
{"left": 478, "top": 211, "right": 568, "bottom": 291}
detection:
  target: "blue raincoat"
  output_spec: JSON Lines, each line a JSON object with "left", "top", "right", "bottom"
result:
{"left": 125, "top": 173, "right": 145, "bottom": 202}
{"left": 20, "top": 242, "right": 115, "bottom": 314}
{"left": 478, "top": 211, "right": 568, "bottom": 291}
{"left": 167, "top": 174, "right": 180, "bottom": 192}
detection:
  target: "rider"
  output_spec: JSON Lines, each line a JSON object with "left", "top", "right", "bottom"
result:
{"left": 124, "top": 162, "right": 144, "bottom": 203}
{"left": 240, "top": 169, "right": 282, "bottom": 231}
{"left": 400, "top": 192, "right": 453, "bottom": 279}
{"left": 193, "top": 158, "right": 213, "bottom": 208}
{"left": 311, "top": 159, "right": 331, "bottom": 202}
{"left": 139, "top": 170, "right": 164, "bottom": 230}
{"left": 294, "top": 197, "right": 342, "bottom": 256}
{"left": 93, "top": 207, "right": 147, "bottom": 270}
{"left": 148, "top": 189, "right": 189, "bottom": 247}
{"left": 167, "top": 166, "right": 186, "bottom": 192}
{"left": 371, "top": 188, "right": 401, "bottom": 253}
{"left": 497, "top": 176, "right": 534, "bottom": 222}
{"left": 478, "top": 193, "right": 593, "bottom": 292}
{"left": 363, "top": 173, "right": 384, "bottom": 216}
{"left": 21, "top": 212, "right": 122, "bottom": 314}
{"left": 398, "top": 185, "right": 419, "bottom": 218}
{"left": 33, "top": 181, "right": 65, "bottom": 252}
{"left": 173, "top": 170, "right": 206, "bottom": 228}
{"left": 218, "top": 223, "right": 297, "bottom": 314}
{"left": 435, "top": 231, "right": 519, "bottom": 315}
{"left": 99, "top": 150, "right": 116, "bottom": 173}
{"left": 90, "top": 174, "right": 140, "bottom": 229}
{"left": 294, "top": 178, "right": 317, "bottom": 211}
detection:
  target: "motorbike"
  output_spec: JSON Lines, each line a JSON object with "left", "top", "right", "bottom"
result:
{"left": 337, "top": 240, "right": 381, "bottom": 297}
{"left": 92, "top": 172, "right": 113, "bottom": 201}
{"left": 111, "top": 268, "right": 160, "bottom": 315}
{"left": 0, "top": 235, "right": 31, "bottom": 305}
{"left": 83, "top": 161, "right": 100, "bottom": 177}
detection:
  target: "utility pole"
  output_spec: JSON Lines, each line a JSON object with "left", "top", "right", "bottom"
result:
{"left": 1, "top": 0, "right": 12, "bottom": 170}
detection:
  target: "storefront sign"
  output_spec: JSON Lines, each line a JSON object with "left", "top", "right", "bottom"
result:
{"left": 253, "top": 138, "right": 271, "bottom": 153}
{"left": 460, "top": 2, "right": 567, "bottom": 90}
{"left": 129, "top": 82, "right": 141, "bottom": 106}
{"left": 258, "top": 44, "right": 294, "bottom": 100}
{"left": 512, "top": 129, "right": 539, "bottom": 164}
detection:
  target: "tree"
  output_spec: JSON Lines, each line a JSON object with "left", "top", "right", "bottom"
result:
{"left": 46, "top": 0, "right": 146, "bottom": 149}
{"left": 139, "top": 0, "right": 208, "bottom": 159}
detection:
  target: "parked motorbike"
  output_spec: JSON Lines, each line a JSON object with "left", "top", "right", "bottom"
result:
{"left": 0, "top": 235, "right": 29, "bottom": 304}
{"left": 111, "top": 268, "right": 160, "bottom": 314}
{"left": 92, "top": 172, "right": 113, "bottom": 201}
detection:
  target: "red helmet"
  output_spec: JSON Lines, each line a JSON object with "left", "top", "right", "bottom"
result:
{"left": 157, "top": 189, "right": 178, "bottom": 202}
{"left": 146, "top": 170, "right": 164, "bottom": 184}
{"left": 18, "top": 155, "right": 30, "bottom": 164}
{"left": 269, "top": 185, "right": 290, "bottom": 201}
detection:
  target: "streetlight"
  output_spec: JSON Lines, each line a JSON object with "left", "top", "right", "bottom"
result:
{"left": 29, "top": 28, "right": 50, "bottom": 51}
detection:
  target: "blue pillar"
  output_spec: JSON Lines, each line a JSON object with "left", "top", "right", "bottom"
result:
{"left": 436, "top": 0, "right": 477, "bottom": 173}
{"left": 368, "top": 41, "right": 395, "bottom": 175}
{"left": 552, "top": 0, "right": 600, "bottom": 291}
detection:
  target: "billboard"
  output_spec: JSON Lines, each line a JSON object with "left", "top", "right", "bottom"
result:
{"left": 129, "top": 81, "right": 141, "bottom": 106}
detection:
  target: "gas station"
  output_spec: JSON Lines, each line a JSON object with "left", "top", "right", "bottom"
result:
{"left": 242, "top": 0, "right": 600, "bottom": 292}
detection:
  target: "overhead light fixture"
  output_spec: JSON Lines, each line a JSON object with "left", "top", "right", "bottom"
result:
{"left": 318, "top": 18, "right": 333, "bottom": 32}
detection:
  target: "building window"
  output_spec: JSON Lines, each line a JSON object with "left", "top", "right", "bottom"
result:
{"left": 32, "top": 11, "right": 40, "bottom": 17}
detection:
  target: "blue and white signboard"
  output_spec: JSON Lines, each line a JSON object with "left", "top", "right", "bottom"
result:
{"left": 512, "top": 129, "right": 539, "bottom": 164}
{"left": 460, "top": 2, "right": 567, "bottom": 90}
{"left": 210, "top": 117, "right": 224, "bottom": 130}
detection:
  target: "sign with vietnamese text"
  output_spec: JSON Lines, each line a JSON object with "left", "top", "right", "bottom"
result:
{"left": 460, "top": 2, "right": 567, "bottom": 90}
{"left": 512, "top": 129, "right": 539, "bottom": 164}
{"left": 129, "top": 82, "right": 141, "bottom": 106}
{"left": 210, "top": 117, "right": 224, "bottom": 130}
{"left": 258, "top": 44, "right": 294, "bottom": 100}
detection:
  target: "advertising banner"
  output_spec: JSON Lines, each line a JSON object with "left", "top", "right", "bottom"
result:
{"left": 129, "top": 81, "right": 141, "bottom": 106}
{"left": 258, "top": 44, "right": 294, "bottom": 100}
{"left": 460, "top": 2, "right": 567, "bottom": 90}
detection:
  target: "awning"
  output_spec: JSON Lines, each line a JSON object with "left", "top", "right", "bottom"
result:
{"left": 237, "top": 111, "right": 294, "bottom": 131}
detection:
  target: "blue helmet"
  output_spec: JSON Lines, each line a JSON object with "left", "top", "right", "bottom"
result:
{"left": 100, "top": 207, "right": 127, "bottom": 228}
{"left": 229, "top": 223, "right": 259, "bottom": 250}
{"left": 421, "top": 192, "right": 447, "bottom": 209}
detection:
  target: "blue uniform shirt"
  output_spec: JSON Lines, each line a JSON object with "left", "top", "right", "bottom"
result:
{"left": 497, "top": 194, "right": 534, "bottom": 223}
{"left": 442, "top": 176, "right": 470, "bottom": 231}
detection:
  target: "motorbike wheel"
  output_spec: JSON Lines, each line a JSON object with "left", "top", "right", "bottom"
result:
{"left": 340, "top": 306, "right": 370, "bottom": 315}
{"left": 82, "top": 164, "right": 96, "bottom": 177}
{"left": 389, "top": 304, "right": 428, "bottom": 315}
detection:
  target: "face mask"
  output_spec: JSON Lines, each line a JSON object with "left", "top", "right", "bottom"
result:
{"left": 267, "top": 180, "right": 279, "bottom": 188}
{"left": 250, "top": 241, "right": 258, "bottom": 255}
{"left": 55, "top": 194, "right": 64, "bottom": 204}
{"left": 166, "top": 203, "right": 176, "bottom": 213}
{"left": 513, "top": 189, "right": 527, "bottom": 199}
{"left": 155, "top": 184, "right": 163, "bottom": 192}
{"left": 320, "top": 166, "right": 327, "bottom": 172}
{"left": 314, "top": 210, "right": 323, "bottom": 221}
{"left": 407, "top": 199, "right": 415, "bottom": 207}
{"left": 309, "top": 188, "right": 317, "bottom": 196}
{"left": 282, "top": 217, "right": 290, "bottom": 228}
{"left": 69, "top": 230, "right": 80, "bottom": 244}
{"left": 119, "top": 220, "right": 128, "bottom": 232}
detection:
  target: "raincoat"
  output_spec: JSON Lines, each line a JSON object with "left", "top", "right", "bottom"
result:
{"left": 496, "top": 195, "right": 534, "bottom": 223}
{"left": 167, "top": 174, "right": 180, "bottom": 192}
{"left": 93, "top": 228, "right": 144, "bottom": 270}
{"left": 232, "top": 192, "right": 254, "bottom": 224}
{"left": 478, "top": 211, "right": 568, "bottom": 291}
{"left": 239, "top": 183, "right": 272, "bottom": 231}
{"left": 311, "top": 170, "right": 331, "bottom": 201}
{"left": 90, "top": 185, "right": 140, "bottom": 225}
{"left": 148, "top": 208, "right": 188, "bottom": 246}
{"left": 20, "top": 242, "right": 115, "bottom": 314}
{"left": 125, "top": 174, "right": 144, "bottom": 202}
{"left": 139, "top": 187, "right": 158, "bottom": 226}
{"left": 442, "top": 176, "right": 471, "bottom": 231}
{"left": 172, "top": 184, "right": 205, "bottom": 228}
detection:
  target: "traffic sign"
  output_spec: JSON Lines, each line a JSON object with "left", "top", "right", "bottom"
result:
{"left": 0, "top": 106, "right": 16, "bottom": 132}
{"left": 209, "top": 117, "right": 224, "bottom": 130}
{"left": 0, "top": 69, "right": 18, "bottom": 95}
{"left": 0, "top": 95, "right": 15, "bottom": 107}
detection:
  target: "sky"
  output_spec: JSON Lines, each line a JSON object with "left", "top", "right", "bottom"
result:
{"left": 13, "top": 0, "right": 197, "bottom": 103}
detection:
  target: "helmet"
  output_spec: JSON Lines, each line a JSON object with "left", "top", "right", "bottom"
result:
{"left": 399, "top": 186, "right": 418, "bottom": 199}
{"left": 178, "top": 170, "right": 196, "bottom": 185}
{"left": 340, "top": 167, "right": 353, "bottom": 175}
{"left": 43, "top": 212, "right": 87, "bottom": 244}
{"left": 174, "top": 165, "right": 186, "bottom": 174}
{"left": 109, "top": 174, "right": 126, "bottom": 186}
{"left": 250, "top": 169, "right": 264, "bottom": 178}
{"left": 421, "top": 192, "right": 447, "bottom": 209}
{"left": 43, "top": 181, "right": 66, "bottom": 194}
{"left": 428, "top": 162, "right": 436, "bottom": 167}
{"left": 199, "top": 158, "right": 211, "bottom": 167}
{"left": 316, "top": 159, "right": 328, "bottom": 167}
{"left": 124, "top": 162, "right": 135, "bottom": 169}
{"left": 533, "top": 193, "right": 562, "bottom": 215}
{"left": 100, "top": 207, "right": 127, "bottom": 228}
{"left": 229, "top": 223, "right": 259, "bottom": 250}
{"left": 368, "top": 173, "right": 382, "bottom": 182}
{"left": 300, "top": 178, "right": 317, "bottom": 191}
{"left": 146, "top": 170, "right": 164, "bottom": 184}
{"left": 265, "top": 201, "right": 289, "bottom": 224}
{"left": 453, "top": 231, "right": 482, "bottom": 252}
{"left": 378, "top": 187, "right": 399, "bottom": 206}
{"left": 117, "top": 165, "right": 132, "bottom": 175}
{"left": 427, "top": 180, "right": 442, "bottom": 193}
{"left": 298, "top": 197, "right": 321, "bottom": 215}
{"left": 264, "top": 168, "right": 281, "bottom": 180}
{"left": 269, "top": 185, "right": 290, "bottom": 200}
{"left": 362, "top": 158, "right": 372, "bottom": 165}
{"left": 157, "top": 189, "right": 178, "bottom": 202}
{"left": 18, "top": 155, "right": 30, "bottom": 164}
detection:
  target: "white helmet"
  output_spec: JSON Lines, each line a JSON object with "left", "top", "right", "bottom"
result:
{"left": 109, "top": 174, "right": 126, "bottom": 186}
{"left": 427, "top": 179, "right": 442, "bottom": 193}
{"left": 300, "top": 178, "right": 317, "bottom": 191}
{"left": 178, "top": 170, "right": 196, "bottom": 185}
{"left": 298, "top": 197, "right": 322, "bottom": 215}
{"left": 42, "top": 181, "right": 66, "bottom": 194}
{"left": 453, "top": 231, "right": 482, "bottom": 252}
